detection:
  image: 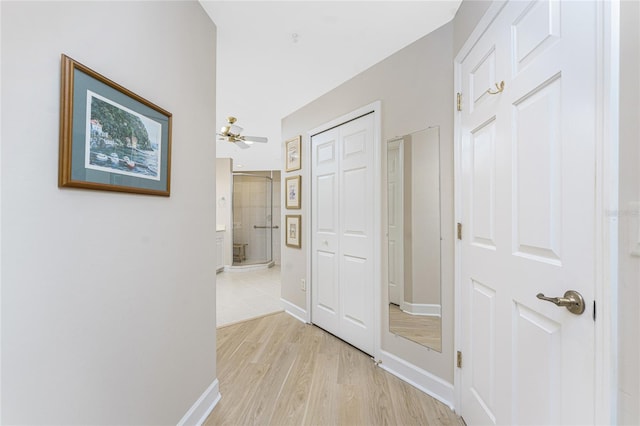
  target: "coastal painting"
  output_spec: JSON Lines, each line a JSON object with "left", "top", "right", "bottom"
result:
{"left": 85, "top": 91, "right": 161, "bottom": 181}
{"left": 59, "top": 54, "right": 172, "bottom": 196}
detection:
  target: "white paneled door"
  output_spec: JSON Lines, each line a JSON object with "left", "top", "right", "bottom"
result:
{"left": 459, "top": 1, "right": 597, "bottom": 424}
{"left": 311, "top": 113, "right": 375, "bottom": 356}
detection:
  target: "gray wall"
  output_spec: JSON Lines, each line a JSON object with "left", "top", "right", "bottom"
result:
{"left": 1, "top": 2, "right": 218, "bottom": 424}
{"left": 453, "top": 0, "right": 493, "bottom": 54}
{"left": 618, "top": 0, "right": 640, "bottom": 423}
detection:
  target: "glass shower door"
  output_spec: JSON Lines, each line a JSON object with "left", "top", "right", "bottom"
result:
{"left": 232, "top": 173, "right": 273, "bottom": 266}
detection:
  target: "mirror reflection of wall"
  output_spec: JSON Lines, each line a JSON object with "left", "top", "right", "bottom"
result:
{"left": 387, "top": 127, "right": 441, "bottom": 351}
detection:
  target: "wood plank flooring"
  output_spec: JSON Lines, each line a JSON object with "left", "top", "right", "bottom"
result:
{"left": 389, "top": 304, "right": 442, "bottom": 351}
{"left": 205, "top": 312, "right": 462, "bottom": 426}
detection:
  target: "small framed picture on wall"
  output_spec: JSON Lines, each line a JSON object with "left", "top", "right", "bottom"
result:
{"left": 285, "top": 215, "right": 301, "bottom": 248}
{"left": 285, "top": 175, "right": 301, "bottom": 209}
{"left": 285, "top": 135, "right": 301, "bottom": 172}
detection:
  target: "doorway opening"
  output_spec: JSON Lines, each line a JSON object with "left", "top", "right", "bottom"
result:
{"left": 216, "top": 169, "right": 283, "bottom": 326}
{"left": 230, "top": 171, "right": 280, "bottom": 269}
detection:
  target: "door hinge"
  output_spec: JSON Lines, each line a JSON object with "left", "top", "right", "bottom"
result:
{"left": 593, "top": 300, "right": 596, "bottom": 322}
{"left": 457, "top": 223, "right": 463, "bottom": 240}
{"left": 457, "top": 92, "right": 462, "bottom": 112}
{"left": 457, "top": 351, "right": 463, "bottom": 368}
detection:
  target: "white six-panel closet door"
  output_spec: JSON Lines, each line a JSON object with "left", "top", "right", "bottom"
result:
{"left": 311, "top": 113, "right": 375, "bottom": 355}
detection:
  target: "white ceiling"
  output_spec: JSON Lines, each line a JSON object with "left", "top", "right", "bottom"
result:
{"left": 199, "top": 1, "right": 462, "bottom": 170}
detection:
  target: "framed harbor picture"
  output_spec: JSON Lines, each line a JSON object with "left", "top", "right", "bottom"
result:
{"left": 285, "top": 215, "right": 301, "bottom": 248}
{"left": 285, "top": 175, "right": 301, "bottom": 209}
{"left": 285, "top": 135, "right": 301, "bottom": 172}
{"left": 59, "top": 54, "right": 172, "bottom": 196}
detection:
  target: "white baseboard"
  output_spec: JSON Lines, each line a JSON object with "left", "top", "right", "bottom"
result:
{"left": 399, "top": 302, "right": 441, "bottom": 317}
{"left": 177, "top": 378, "right": 221, "bottom": 426}
{"left": 281, "top": 298, "right": 308, "bottom": 323}
{"left": 378, "top": 350, "right": 454, "bottom": 410}
{"left": 224, "top": 261, "right": 275, "bottom": 272}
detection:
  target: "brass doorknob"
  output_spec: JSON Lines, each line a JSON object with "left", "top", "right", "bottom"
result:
{"left": 536, "top": 290, "right": 585, "bottom": 315}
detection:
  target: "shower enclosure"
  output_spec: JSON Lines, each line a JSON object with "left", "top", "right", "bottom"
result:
{"left": 231, "top": 172, "right": 277, "bottom": 267}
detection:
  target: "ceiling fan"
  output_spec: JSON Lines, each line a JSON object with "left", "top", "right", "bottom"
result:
{"left": 217, "top": 116, "right": 268, "bottom": 149}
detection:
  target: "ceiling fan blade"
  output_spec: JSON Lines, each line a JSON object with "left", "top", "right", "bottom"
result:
{"left": 234, "top": 140, "right": 250, "bottom": 149}
{"left": 242, "top": 136, "right": 268, "bottom": 143}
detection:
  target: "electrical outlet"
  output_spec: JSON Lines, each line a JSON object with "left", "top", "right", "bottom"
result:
{"left": 301, "top": 279, "right": 306, "bottom": 291}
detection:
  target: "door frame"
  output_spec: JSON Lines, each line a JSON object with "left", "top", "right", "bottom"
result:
{"left": 452, "top": 1, "right": 619, "bottom": 423}
{"left": 305, "top": 101, "right": 382, "bottom": 359}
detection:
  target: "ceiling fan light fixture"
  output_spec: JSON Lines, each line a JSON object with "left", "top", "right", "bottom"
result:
{"left": 216, "top": 116, "right": 267, "bottom": 149}
{"left": 228, "top": 124, "right": 243, "bottom": 135}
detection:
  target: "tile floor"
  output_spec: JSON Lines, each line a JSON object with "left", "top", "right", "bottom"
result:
{"left": 216, "top": 265, "right": 283, "bottom": 327}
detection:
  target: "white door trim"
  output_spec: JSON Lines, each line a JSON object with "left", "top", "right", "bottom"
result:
{"left": 452, "top": 1, "right": 618, "bottom": 422}
{"left": 306, "top": 101, "right": 382, "bottom": 359}
{"left": 594, "top": 1, "right": 619, "bottom": 423}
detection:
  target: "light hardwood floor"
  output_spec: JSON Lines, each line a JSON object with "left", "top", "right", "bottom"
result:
{"left": 389, "top": 304, "right": 442, "bottom": 351}
{"left": 205, "top": 312, "right": 462, "bottom": 426}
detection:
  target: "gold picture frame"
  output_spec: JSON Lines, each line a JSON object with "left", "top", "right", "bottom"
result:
{"left": 285, "top": 215, "right": 301, "bottom": 248}
{"left": 285, "top": 135, "right": 301, "bottom": 172}
{"left": 59, "top": 54, "right": 172, "bottom": 196}
{"left": 285, "top": 175, "right": 301, "bottom": 209}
